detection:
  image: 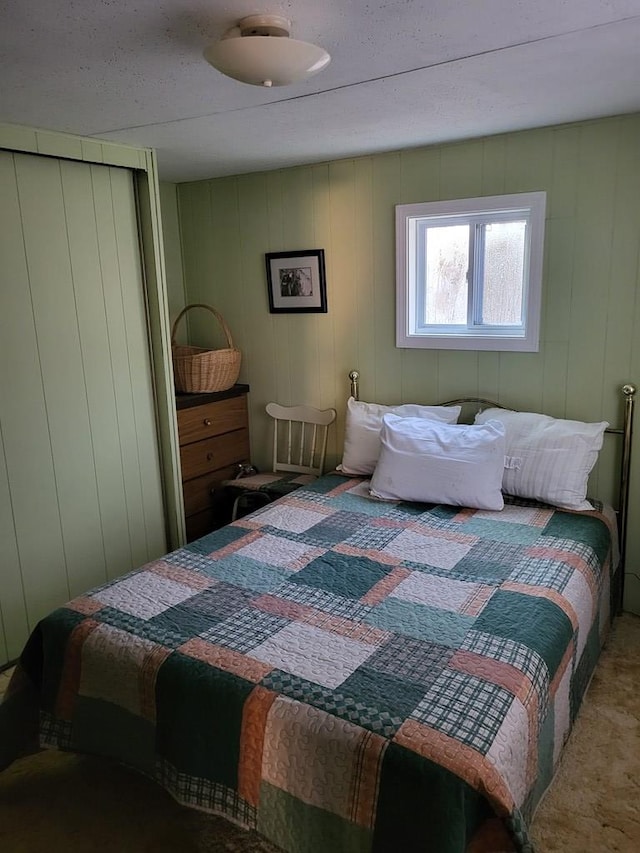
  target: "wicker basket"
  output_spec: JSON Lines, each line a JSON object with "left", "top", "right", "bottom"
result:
{"left": 171, "top": 303, "right": 241, "bottom": 393}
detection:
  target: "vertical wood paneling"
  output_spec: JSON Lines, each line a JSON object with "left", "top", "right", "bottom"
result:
{"left": 436, "top": 141, "right": 484, "bottom": 402}
{"left": 173, "top": 182, "right": 197, "bottom": 341}
{"left": 477, "top": 352, "right": 500, "bottom": 402}
{"left": 281, "top": 168, "right": 320, "bottom": 408}
{"left": 478, "top": 139, "right": 507, "bottom": 402}
{"left": 0, "top": 421, "right": 28, "bottom": 662}
{"left": 328, "top": 160, "right": 359, "bottom": 401}
{"left": 237, "top": 173, "right": 276, "bottom": 451}
{"left": 0, "top": 149, "right": 167, "bottom": 664}
{"left": 159, "top": 182, "right": 187, "bottom": 326}
{"left": 481, "top": 136, "right": 507, "bottom": 197}
{"left": 353, "top": 158, "right": 377, "bottom": 412}
{"left": 399, "top": 147, "right": 441, "bottom": 404}
{"left": 266, "top": 171, "right": 292, "bottom": 407}
{"left": 541, "top": 343, "right": 570, "bottom": 418}
{"left": 604, "top": 115, "right": 640, "bottom": 404}
{"left": 372, "top": 153, "right": 402, "bottom": 404}
{"left": 543, "top": 218, "right": 575, "bottom": 349}
{"left": 497, "top": 352, "right": 545, "bottom": 413}
{"left": 191, "top": 181, "right": 220, "bottom": 341}
{"left": 440, "top": 140, "right": 484, "bottom": 200}
{"left": 0, "top": 156, "right": 36, "bottom": 658}
{"left": 111, "top": 168, "right": 166, "bottom": 560}
{"left": 437, "top": 351, "right": 480, "bottom": 403}
{"left": 0, "top": 599, "right": 7, "bottom": 665}
{"left": 399, "top": 146, "right": 441, "bottom": 203}
{"left": 92, "top": 165, "right": 149, "bottom": 571}
{"left": 60, "top": 159, "right": 130, "bottom": 584}
{"left": 312, "top": 163, "right": 339, "bottom": 457}
{"left": 505, "top": 128, "right": 554, "bottom": 193}
{"left": 209, "top": 178, "right": 242, "bottom": 339}
{"left": 176, "top": 115, "right": 640, "bottom": 612}
{"left": 568, "top": 122, "right": 620, "bottom": 423}
{"left": 549, "top": 126, "right": 581, "bottom": 220}
{"left": 5, "top": 154, "right": 72, "bottom": 620}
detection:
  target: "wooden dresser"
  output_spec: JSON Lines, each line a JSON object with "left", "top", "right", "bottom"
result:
{"left": 176, "top": 384, "right": 250, "bottom": 542}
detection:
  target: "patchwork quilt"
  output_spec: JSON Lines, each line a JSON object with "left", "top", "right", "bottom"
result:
{"left": 0, "top": 475, "right": 617, "bottom": 852}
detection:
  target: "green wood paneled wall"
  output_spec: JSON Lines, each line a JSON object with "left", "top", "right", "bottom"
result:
{"left": 174, "top": 114, "right": 640, "bottom": 613}
{"left": 159, "top": 182, "right": 187, "bottom": 337}
{"left": 0, "top": 151, "right": 167, "bottom": 663}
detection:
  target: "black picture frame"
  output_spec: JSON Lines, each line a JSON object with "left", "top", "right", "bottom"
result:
{"left": 265, "top": 249, "right": 327, "bottom": 314}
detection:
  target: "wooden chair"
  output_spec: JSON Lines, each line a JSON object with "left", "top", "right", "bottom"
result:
{"left": 224, "top": 402, "right": 336, "bottom": 520}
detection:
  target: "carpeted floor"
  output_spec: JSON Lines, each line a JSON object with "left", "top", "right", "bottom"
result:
{"left": 0, "top": 614, "right": 638, "bottom": 852}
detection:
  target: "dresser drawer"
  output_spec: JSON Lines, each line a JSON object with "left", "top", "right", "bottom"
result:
{"left": 180, "top": 428, "right": 250, "bottom": 482}
{"left": 177, "top": 396, "right": 248, "bottom": 446}
{"left": 182, "top": 463, "right": 239, "bottom": 517}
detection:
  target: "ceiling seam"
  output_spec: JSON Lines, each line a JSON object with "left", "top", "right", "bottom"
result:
{"left": 88, "top": 13, "right": 640, "bottom": 138}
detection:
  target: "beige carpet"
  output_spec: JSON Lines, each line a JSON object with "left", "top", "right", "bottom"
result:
{"left": 0, "top": 615, "right": 638, "bottom": 853}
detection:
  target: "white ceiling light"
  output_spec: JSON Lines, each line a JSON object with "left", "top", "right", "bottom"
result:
{"left": 203, "top": 14, "right": 331, "bottom": 88}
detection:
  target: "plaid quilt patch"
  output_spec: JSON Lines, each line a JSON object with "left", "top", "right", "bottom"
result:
{"left": 412, "top": 669, "right": 514, "bottom": 754}
{"left": 1, "top": 474, "right": 616, "bottom": 853}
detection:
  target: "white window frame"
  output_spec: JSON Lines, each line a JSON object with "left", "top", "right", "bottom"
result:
{"left": 396, "top": 192, "right": 546, "bottom": 351}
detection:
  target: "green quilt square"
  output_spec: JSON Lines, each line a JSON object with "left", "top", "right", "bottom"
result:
{"left": 156, "top": 652, "right": 254, "bottom": 786}
{"left": 543, "top": 512, "right": 611, "bottom": 563}
{"left": 340, "top": 667, "right": 426, "bottom": 721}
{"left": 474, "top": 589, "right": 573, "bottom": 678}
{"left": 187, "top": 523, "right": 249, "bottom": 555}
{"left": 373, "top": 742, "right": 492, "bottom": 852}
{"left": 365, "top": 598, "right": 475, "bottom": 647}
{"left": 36, "top": 608, "right": 88, "bottom": 713}
{"left": 258, "top": 782, "right": 371, "bottom": 853}
{"left": 72, "top": 696, "right": 156, "bottom": 775}
{"left": 292, "top": 553, "right": 390, "bottom": 598}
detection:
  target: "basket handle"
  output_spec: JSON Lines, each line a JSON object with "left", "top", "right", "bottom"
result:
{"left": 170, "top": 303, "right": 235, "bottom": 349}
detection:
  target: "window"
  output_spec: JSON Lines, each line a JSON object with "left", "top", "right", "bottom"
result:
{"left": 396, "top": 192, "right": 546, "bottom": 351}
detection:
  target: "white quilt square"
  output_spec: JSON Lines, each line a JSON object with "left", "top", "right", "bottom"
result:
{"left": 485, "top": 696, "right": 529, "bottom": 806}
{"left": 92, "top": 571, "right": 196, "bottom": 619}
{"left": 236, "top": 533, "right": 315, "bottom": 569}
{"left": 254, "top": 503, "right": 329, "bottom": 534}
{"left": 562, "top": 571, "right": 593, "bottom": 659}
{"left": 382, "top": 530, "right": 472, "bottom": 570}
{"left": 474, "top": 505, "right": 551, "bottom": 526}
{"left": 391, "top": 572, "right": 479, "bottom": 612}
{"left": 251, "top": 622, "right": 373, "bottom": 689}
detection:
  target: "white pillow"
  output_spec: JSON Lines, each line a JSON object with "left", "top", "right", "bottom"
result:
{"left": 474, "top": 408, "right": 609, "bottom": 510}
{"left": 369, "top": 414, "right": 506, "bottom": 511}
{"left": 340, "top": 397, "right": 461, "bottom": 476}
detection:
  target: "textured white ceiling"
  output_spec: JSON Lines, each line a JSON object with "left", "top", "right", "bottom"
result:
{"left": 2, "top": 1, "right": 639, "bottom": 182}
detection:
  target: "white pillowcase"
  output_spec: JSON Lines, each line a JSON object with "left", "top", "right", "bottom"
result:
{"left": 340, "top": 397, "right": 461, "bottom": 476}
{"left": 369, "top": 414, "right": 506, "bottom": 511}
{"left": 474, "top": 408, "right": 609, "bottom": 510}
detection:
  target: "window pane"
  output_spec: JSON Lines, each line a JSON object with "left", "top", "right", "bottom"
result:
{"left": 425, "top": 225, "right": 469, "bottom": 324}
{"left": 481, "top": 221, "right": 526, "bottom": 325}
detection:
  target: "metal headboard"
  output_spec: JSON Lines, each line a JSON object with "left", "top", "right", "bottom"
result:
{"left": 348, "top": 369, "right": 636, "bottom": 610}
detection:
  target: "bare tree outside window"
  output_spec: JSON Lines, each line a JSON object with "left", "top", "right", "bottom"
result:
{"left": 425, "top": 225, "right": 468, "bottom": 325}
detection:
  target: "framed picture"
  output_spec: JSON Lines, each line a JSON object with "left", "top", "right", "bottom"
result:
{"left": 265, "top": 249, "right": 327, "bottom": 314}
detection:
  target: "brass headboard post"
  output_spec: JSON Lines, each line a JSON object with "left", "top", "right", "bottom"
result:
{"left": 617, "top": 383, "right": 636, "bottom": 610}
{"left": 349, "top": 370, "right": 360, "bottom": 401}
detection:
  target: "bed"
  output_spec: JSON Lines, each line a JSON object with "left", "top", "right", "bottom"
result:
{"left": 0, "top": 372, "right": 635, "bottom": 852}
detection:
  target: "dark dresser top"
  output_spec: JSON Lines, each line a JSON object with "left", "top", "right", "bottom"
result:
{"left": 175, "top": 384, "right": 250, "bottom": 411}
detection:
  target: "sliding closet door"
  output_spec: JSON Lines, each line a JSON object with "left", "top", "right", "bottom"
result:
{"left": 0, "top": 150, "right": 167, "bottom": 666}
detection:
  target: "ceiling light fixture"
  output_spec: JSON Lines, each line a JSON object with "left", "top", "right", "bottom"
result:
{"left": 203, "top": 14, "right": 331, "bottom": 88}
